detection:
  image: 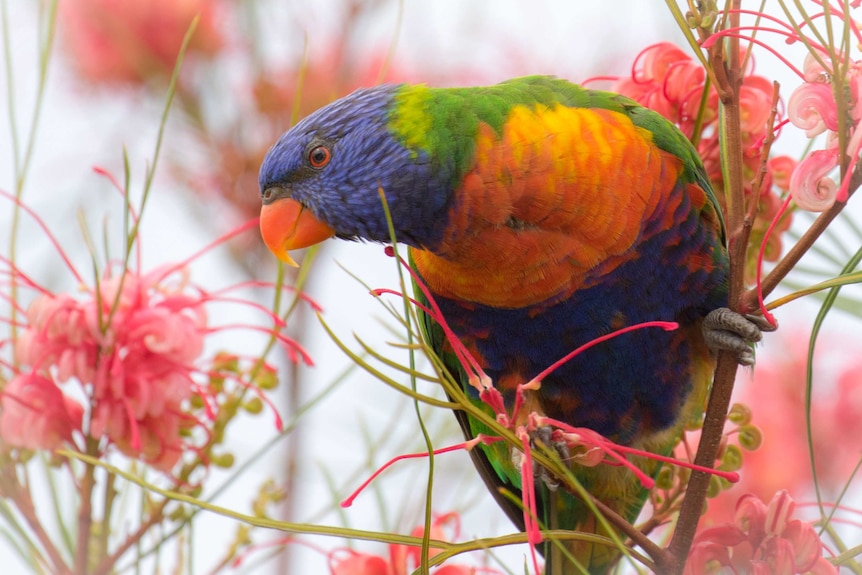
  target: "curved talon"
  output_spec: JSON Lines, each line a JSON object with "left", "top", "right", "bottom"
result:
{"left": 744, "top": 312, "right": 778, "bottom": 333}
{"left": 512, "top": 426, "right": 571, "bottom": 491}
{"left": 703, "top": 307, "right": 771, "bottom": 367}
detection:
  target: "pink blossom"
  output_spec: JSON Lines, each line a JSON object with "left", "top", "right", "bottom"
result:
{"left": 59, "top": 0, "right": 224, "bottom": 85}
{"left": 612, "top": 42, "right": 707, "bottom": 129}
{"left": 13, "top": 266, "right": 207, "bottom": 470}
{"left": 330, "top": 551, "right": 390, "bottom": 575}
{"left": 686, "top": 491, "right": 837, "bottom": 575}
{"left": 768, "top": 156, "right": 798, "bottom": 191}
{"left": 0, "top": 373, "right": 83, "bottom": 450}
{"left": 788, "top": 82, "right": 839, "bottom": 137}
{"left": 739, "top": 75, "right": 775, "bottom": 135}
{"left": 789, "top": 148, "right": 840, "bottom": 211}
{"left": 1, "top": 192, "right": 310, "bottom": 472}
{"left": 328, "top": 512, "right": 495, "bottom": 575}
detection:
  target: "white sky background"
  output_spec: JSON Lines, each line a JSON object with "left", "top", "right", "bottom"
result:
{"left": 1, "top": 1, "right": 860, "bottom": 573}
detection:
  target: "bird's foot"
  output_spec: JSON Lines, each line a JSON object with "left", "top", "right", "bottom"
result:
{"left": 703, "top": 307, "right": 776, "bottom": 367}
{"left": 512, "top": 426, "right": 570, "bottom": 491}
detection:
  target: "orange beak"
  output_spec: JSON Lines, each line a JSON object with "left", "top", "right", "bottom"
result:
{"left": 260, "top": 198, "right": 335, "bottom": 267}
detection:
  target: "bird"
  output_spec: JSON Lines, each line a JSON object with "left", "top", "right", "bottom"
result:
{"left": 257, "top": 76, "right": 762, "bottom": 574}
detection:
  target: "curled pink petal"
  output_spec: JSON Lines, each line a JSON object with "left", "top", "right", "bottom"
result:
{"left": 683, "top": 541, "right": 733, "bottom": 575}
{"left": 765, "top": 538, "right": 798, "bottom": 575}
{"left": 765, "top": 490, "right": 795, "bottom": 536}
{"left": 0, "top": 373, "right": 83, "bottom": 450}
{"left": 788, "top": 82, "right": 839, "bottom": 137}
{"left": 789, "top": 148, "right": 840, "bottom": 212}
{"left": 637, "top": 42, "right": 693, "bottom": 83}
{"left": 782, "top": 520, "right": 822, "bottom": 572}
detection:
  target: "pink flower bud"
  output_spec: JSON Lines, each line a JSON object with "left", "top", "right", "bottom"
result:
{"left": 789, "top": 148, "right": 840, "bottom": 211}
{"left": 0, "top": 373, "right": 83, "bottom": 450}
{"left": 788, "top": 82, "right": 839, "bottom": 137}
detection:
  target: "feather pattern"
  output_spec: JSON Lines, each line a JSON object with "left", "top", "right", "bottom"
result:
{"left": 259, "top": 76, "right": 728, "bottom": 574}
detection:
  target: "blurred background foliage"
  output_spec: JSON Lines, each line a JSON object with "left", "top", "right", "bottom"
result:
{"left": 2, "top": 1, "right": 862, "bottom": 573}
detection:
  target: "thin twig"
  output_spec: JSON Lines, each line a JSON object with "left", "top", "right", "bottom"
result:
{"left": 0, "top": 466, "right": 72, "bottom": 574}
{"left": 740, "top": 166, "right": 862, "bottom": 312}
{"left": 589, "top": 496, "right": 668, "bottom": 567}
{"left": 747, "top": 82, "right": 782, "bottom": 223}
{"left": 91, "top": 499, "right": 168, "bottom": 575}
{"left": 75, "top": 439, "right": 99, "bottom": 575}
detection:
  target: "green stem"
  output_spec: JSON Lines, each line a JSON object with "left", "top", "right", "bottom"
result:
{"left": 0, "top": 464, "right": 71, "bottom": 574}
{"left": 3, "top": 0, "right": 57, "bottom": 360}
{"left": 91, "top": 500, "right": 167, "bottom": 575}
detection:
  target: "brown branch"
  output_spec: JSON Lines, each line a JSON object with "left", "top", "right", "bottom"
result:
{"left": 667, "top": 2, "right": 748, "bottom": 572}
{"left": 665, "top": 351, "right": 740, "bottom": 572}
{"left": 588, "top": 496, "right": 669, "bottom": 566}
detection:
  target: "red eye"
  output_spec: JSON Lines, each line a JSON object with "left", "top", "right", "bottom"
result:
{"left": 308, "top": 145, "right": 331, "bottom": 168}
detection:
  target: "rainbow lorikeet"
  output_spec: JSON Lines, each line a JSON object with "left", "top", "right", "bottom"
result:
{"left": 257, "top": 76, "right": 761, "bottom": 574}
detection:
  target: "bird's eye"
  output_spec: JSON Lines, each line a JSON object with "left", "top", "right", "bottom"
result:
{"left": 308, "top": 145, "right": 331, "bottom": 169}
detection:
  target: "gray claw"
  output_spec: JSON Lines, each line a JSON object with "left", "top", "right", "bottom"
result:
{"left": 703, "top": 307, "right": 772, "bottom": 367}
{"left": 744, "top": 312, "right": 778, "bottom": 333}
{"left": 511, "top": 427, "right": 571, "bottom": 491}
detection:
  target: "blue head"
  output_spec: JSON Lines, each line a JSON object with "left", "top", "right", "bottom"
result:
{"left": 258, "top": 85, "right": 453, "bottom": 254}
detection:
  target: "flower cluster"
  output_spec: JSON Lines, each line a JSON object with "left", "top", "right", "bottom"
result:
{"left": 3, "top": 262, "right": 260, "bottom": 471}
{"left": 13, "top": 266, "right": 208, "bottom": 469}
{"left": 787, "top": 52, "right": 862, "bottom": 211}
{"left": 701, "top": 331, "right": 862, "bottom": 526}
{"left": 686, "top": 491, "right": 836, "bottom": 575}
{"left": 608, "top": 42, "right": 795, "bottom": 279}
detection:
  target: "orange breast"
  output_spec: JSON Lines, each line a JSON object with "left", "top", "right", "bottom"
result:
{"left": 411, "top": 104, "right": 685, "bottom": 309}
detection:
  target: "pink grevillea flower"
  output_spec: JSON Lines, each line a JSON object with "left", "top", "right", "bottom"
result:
{"left": 686, "top": 491, "right": 837, "bottom": 575}
{"left": 788, "top": 148, "right": 840, "bottom": 212}
{"left": 787, "top": 52, "right": 862, "bottom": 210}
{"left": 611, "top": 42, "right": 712, "bottom": 133}
{"left": 606, "top": 41, "right": 792, "bottom": 283}
{"left": 12, "top": 266, "right": 195, "bottom": 469}
{"left": 10, "top": 255, "right": 311, "bottom": 471}
{"left": 1, "top": 188, "right": 312, "bottom": 470}
{"left": 328, "top": 513, "right": 497, "bottom": 575}
{"left": 788, "top": 82, "right": 839, "bottom": 138}
{"left": 0, "top": 373, "right": 84, "bottom": 450}
{"left": 330, "top": 551, "right": 389, "bottom": 575}
{"left": 59, "top": 0, "right": 224, "bottom": 85}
